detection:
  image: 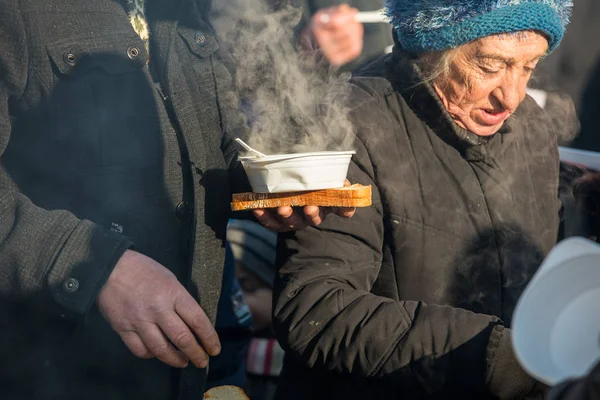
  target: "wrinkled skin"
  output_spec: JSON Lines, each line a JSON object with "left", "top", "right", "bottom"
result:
{"left": 434, "top": 31, "right": 549, "bottom": 136}
{"left": 97, "top": 250, "right": 221, "bottom": 369}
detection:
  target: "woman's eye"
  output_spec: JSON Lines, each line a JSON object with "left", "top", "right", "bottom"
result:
{"left": 481, "top": 66, "right": 501, "bottom": 74}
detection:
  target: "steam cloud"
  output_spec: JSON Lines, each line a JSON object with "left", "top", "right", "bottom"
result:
{"left": 211, "top": 0, "right": 356, "bottom": 156}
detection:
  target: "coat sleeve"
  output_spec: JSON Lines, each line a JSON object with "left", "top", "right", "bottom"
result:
{"left": 548, "top": 360, "right": 600, "bottom": 400}
{"left": 0, "top": 1, "right": 132, "bottom": 321}
{"left": 273, "top": 87, "right": 540, "bottom": 399}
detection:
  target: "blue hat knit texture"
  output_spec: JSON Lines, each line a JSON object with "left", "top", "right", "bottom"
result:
{"left": 384, "top": 0, "right": 573, "bottom": 53}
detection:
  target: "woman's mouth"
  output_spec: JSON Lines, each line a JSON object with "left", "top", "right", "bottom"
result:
{"left": 476, "top": 108, "right": 509, "bottom": 126}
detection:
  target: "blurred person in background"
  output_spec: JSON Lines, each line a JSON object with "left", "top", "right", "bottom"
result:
{"left": 529, "top": 0, "right": 600, "bottom": 151}
{"left": 297, "top": 1, "right": 393, "bottom": 71}
{"left": 227, "top": 219, "right": 284, "bottom": 400}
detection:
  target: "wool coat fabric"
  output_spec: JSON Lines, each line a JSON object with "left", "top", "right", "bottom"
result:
{"left": 272, "top": 47, "right": 579, "bottom": 400}
{"left": 0, "top": 0, "right": 248, "bottom": 399}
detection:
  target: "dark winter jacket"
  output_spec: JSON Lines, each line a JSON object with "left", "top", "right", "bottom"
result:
{"left": 548, "top": 361, "right": 600, "bottom": 400}
{"left": 273, "top": 49, "right": 579, "bottom": 400}
{"left": 0, "top": 0, "right": 247, "bottom": 399}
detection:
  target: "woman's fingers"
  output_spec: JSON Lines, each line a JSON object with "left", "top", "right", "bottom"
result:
{"left": 276, "top": 206, "right": 307, "bottom": 230}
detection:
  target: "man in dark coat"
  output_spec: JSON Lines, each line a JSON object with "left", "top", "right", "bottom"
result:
{"left": 0, "top": 0, "right": 346, "bottom": 399}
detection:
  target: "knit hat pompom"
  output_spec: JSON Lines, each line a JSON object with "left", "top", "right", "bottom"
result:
{"left": 227, "top": 219, "right": 277, "bottom": 288}
{"left": 384, "top": 0, "right": 573, "bottom": 53}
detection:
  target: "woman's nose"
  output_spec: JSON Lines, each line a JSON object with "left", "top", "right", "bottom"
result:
{"left": 494, "top": 71, "right": 527, "bottom": 111}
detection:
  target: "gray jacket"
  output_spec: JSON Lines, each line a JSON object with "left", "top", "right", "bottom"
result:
{"left": 0, "top": 0, "right": 246, "bottom": 399}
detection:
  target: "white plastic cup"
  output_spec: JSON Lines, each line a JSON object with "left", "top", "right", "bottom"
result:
{"left": 512, "top": 237, "right": 600, "bottom": 385}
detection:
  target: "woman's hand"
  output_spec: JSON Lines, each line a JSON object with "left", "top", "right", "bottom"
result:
{"left": 253, "top": 205, "right": 355, "bottom": 232}
{"left": 253, "top": 180, "right": 356, "bottom": 232}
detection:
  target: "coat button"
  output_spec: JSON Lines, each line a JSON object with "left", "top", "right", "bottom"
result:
{"left": 194, "top": 32, "right": 207, "bottom": 47}
{"left": 127, "top": 46, "right": 140, "bottom": 60}
{"left": 63, "top": 52, "right": 77, "bottom": 66}
{"left": 175, "top": 202, "right": 190, "bottom": 218}
{"left": 63, "top": 278, "right": 79, "bottom": 293}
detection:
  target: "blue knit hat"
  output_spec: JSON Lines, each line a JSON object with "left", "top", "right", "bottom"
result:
{"left": 384, "top": 0, "right": 573, "bottom": 53}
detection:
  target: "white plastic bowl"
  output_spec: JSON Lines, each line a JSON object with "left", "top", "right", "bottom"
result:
{"left": 239, "top": 151, "right": 355, "bottom": 193}
{"left": 512, "top": 237, "right": 600, "bottom": 385}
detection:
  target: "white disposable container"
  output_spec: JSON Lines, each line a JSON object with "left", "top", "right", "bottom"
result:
{"left": 559, "top": 146, "right": 600, "bottom": 171}
{"left": 239, "top": 151, "right": 355, "bottom": 193}
{"left": 512, "top": 237, "right": 600, "bottom": 385}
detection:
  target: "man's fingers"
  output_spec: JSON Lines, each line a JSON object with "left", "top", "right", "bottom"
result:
{"left": 175, "top": 295, "right": 221, "bottom": 357}
{"left": 121, "top": 331, "right": 153, "bottom": 359}
{"left": 158, "top": 312, "right": 209, "bottom": 369}
{"left": 138, "top": 324, "right": 189, "bottom": 368}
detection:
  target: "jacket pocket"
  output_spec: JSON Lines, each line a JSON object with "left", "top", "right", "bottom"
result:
{"left": 46, "top": 29, "right": 148, "bottom": 78}
{"left": 40, "top": 28, "right": 161, "bottom": 172}
{"left": 176, "top": 4, "right": 220, "bottom": 60}
{"left": 178, "top": 25, "right": 220, "bottom": 59}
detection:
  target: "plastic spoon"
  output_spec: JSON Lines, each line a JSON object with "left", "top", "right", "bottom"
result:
{"left": 320, "top": 9, "right": 388, "bottom": 24}
{"left": 354, "top": 9, "right": 388, "bottom": 23}
{"left": 235, "top": 138, "right": 267, "bottom": 158}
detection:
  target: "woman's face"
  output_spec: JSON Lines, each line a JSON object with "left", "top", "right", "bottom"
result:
{"left": 433, "top": 31, "right": 548, "bottom": 136}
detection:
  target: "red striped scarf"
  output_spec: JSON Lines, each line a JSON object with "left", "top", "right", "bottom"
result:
{"left": 246, "top": 338, "right": 285, "bottom": 377}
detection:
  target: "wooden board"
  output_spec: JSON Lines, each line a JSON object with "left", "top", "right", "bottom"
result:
{"left": 231, "top": 184, "right": 372, "bottom": 211}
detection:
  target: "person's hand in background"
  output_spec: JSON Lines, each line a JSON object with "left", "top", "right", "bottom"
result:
{"left": 304, "top": 4, "right": 364, "bottom": 67}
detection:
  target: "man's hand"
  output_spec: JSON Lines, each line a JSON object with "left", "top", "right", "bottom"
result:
{"left": 252, "top": 180, "right": 356, "bottom": 232}
{"left": 307, "top": 4, "right": 364, "bottom": 67}
{"left": 97, "top": 250, "right": 221, "bottom": 369}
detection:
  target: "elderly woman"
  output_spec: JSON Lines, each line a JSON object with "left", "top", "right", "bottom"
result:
{"left": 272, "top": 0, "right": 579, "bottom": 399}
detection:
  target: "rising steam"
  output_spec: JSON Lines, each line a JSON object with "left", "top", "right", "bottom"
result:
{"left": 211, "top": 0, "right": 356, "bottom": 156}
